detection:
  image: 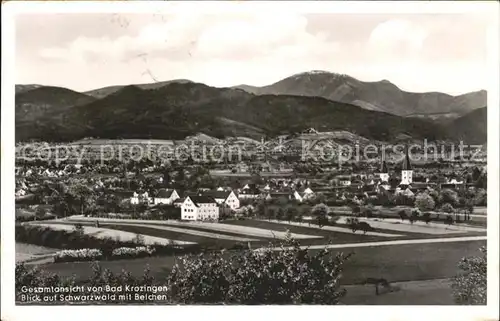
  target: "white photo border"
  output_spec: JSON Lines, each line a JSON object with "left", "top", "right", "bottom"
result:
{"left": 2, "top": 1, "right": 499, "bottom": 320}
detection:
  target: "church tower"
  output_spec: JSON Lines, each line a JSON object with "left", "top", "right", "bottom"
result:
{"left": 378, "top": 157, "right": 389, "bottom": 182}
{"left": 400, "top": 146, "right": 413, "bottom": 185}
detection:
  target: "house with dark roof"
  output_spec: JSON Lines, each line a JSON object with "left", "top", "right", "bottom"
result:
{"left": 181, "top": 195, "right": 219, "bottom": 221}
{"left": 201, "top": 190, "right": 240, "bottom": 210}
{"left": 153, "top": 188, "right": 180, "bottom": 205}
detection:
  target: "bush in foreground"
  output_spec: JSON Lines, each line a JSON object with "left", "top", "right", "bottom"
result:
{"left": 54, "top": 248, "right": 103, "bottom": 263}
{"left": 451, "top": 246, "right": 487, "bottom": 305}
{"left": 16, "top": 234, "right": 351, "bottom": 304}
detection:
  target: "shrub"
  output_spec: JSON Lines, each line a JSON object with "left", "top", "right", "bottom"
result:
{"left": 16, "top": 235, "right": 352, "bottom": 304}
{"left": 54, "top": 248, "right": 103, "bottom": 263}
{"left": 168, "top": 234, "right": 351, "bottom": 304}
{"left": 452, "top": 247, "right": 486, "bottom": 304}
{"left": 112, "top": 246, "right": 155, "bottom": 259}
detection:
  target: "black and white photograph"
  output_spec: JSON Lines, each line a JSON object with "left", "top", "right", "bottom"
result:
{"left": 1, "top": 0, "right": 499, "bottom": 319}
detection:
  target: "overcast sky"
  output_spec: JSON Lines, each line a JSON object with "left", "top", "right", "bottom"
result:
{"left": 16, "top": 13, "right": 491, "bottom": 95}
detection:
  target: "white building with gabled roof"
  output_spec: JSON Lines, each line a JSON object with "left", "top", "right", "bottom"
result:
{"left": 181, "top": 196, "right": 219, "bottom": 221}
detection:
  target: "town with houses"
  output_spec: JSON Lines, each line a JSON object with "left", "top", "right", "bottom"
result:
{"left": 15, "top": 131, "right": 488, "bottom": 234}
{"left": 14, "top": 128, "right": 489, "bottom": 306}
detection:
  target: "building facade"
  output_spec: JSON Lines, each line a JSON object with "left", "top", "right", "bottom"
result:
{"left": 181, "top": 196, "right": 219, "bottom": 221}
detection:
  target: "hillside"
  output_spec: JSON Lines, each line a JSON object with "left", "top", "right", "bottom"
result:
{"left": 15, "top": 86, "right": 96, "bottom": 140}
{"left": 16, "top": 82, "right": 449, "bottom": 143}
{"left": 15, "top": 84, "right": 45, "bottom": 94}
{"left": 446, "top": 107, "right": 487, "bottom": 144}
{"left": 234, "top": 71, "right": 487, "bottom": 118}
{"left": 84, "top": 79, "right": 194, "bottom": 99}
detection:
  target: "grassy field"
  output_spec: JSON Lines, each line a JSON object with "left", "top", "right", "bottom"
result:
{"left": 16, "top": 243, "right": 59, "bottom": 263}
{"left": 342, "top": 279, "right": 456, "bottom": 305}
{"left": 36, "top": 239, "right": 485, "bottom": 287}
{"left": 224, "top": 219, "right": 387, "bottom": 243}
{"left": 25, "top": 213, "right": 484, "bottom": 254}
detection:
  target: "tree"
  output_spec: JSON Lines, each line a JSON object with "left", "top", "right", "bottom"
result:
{"left": 439, "top": 189, "right": 459, "bottom": 207}
{"left": 285, "top": 206, "right": 298, "bottom": 223}
{"left": 363, "top": 205, "right": 375, "bottom": 218}
{"left": 346, "top": 217, "right": 360, "bottom": 233}
{"left": 409, "top": 209, "right": 420, "bottom": 224}
{"left": 465, "top": 200, "right": 474, "bottom": 221}
{"left": 474, "top": 173, "right": 487, "bottom": 189}
{"left": 314, "top": 192, "right": 327, "bottom": 204}
{"left": 441, "top": 203, "right": 454, "bottom": 214}
{"left": 422, "top": 212, "right": 432, "bottom": 224}
{"left": 277, "top": 196, "right": 289, "bottom": 207}
{"left": 357, "top": 222, "right": 374, "bottom": 234}
{"left": 266, "top": 208, "right": 276, "bottom": 221}
{"left": 256, "top": 200, "right": 267, "bottom": 218}
{"left": 312, "top": 203, "right": 329, "bottom": 227}
{"left": 276, "top": 208, "right": 285, "bottom": 221}
{"left": 451, "top": 247, "right": 486, "bottom": 304}
{"left": 67, "top": 182, "right": 97, "bottom": 216}
{"left": 73, "top": 223, "right": 84, "bottom": 236}
{"left": 415, "top": 193, "right": 435, "bottom": 213}
{"left": 398, "top": 209, "right": 409, "bottom": 222}
{"left": 34, "top": 207, "right": 46, "bottom": 221}
{"left": 168, "top": 234, "right": 352, "bottom": 304}
{"left": 351, "top": 205, "right": 361, "bottom": 217}
{"left": 474, "top": 188, "right": 487, "bottom": 206}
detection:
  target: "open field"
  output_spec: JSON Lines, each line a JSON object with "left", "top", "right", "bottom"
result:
{"left": 352, "top": 217, "right": 487, "bottom": 233}
{"left": 101, "top": 222, "right": 258, "bottom": 242}
{"left": 15, "top": 243, "right": 59, "bottom": 263}
{"left": 258, "top": 219, "right": 404, "bottom": 237}
{"left": 342, "top": 278, "right": 455, "bottom": 305}
{"left": 35, "top": 239, "right": 486, "bottom": 288}
{"left": 61, "top": 216, "right": 324, "bottom": 240}
{"left": 22, "top": 213, "right": 485, "bottom": 254}
{"left": 27, "top": 223, "right": 194, "bottom": 245}
{"left": 335, "top": 217, "right": 463, "bottom": 235}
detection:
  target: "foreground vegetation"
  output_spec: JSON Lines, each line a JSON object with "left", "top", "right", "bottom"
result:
{"left": 16, "top": 236, "right": 487, "bottom": 305}
{"left": 17, "top": 235, "right": 351, "bottom": 304}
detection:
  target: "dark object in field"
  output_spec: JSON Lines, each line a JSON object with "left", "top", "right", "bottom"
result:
{"left": 445, "top": 215, "right": 454, "bottom": 225}
{"left": 364, "top": 278, "right": 395, "bottom": 295}
{"left": 422, "top": 213, "right": 432, "bottom": 224}
{"left": 348, "top": 220, "right": 374, "bottom": 234}
{"left": 398, "top": 210, "right": 409, "bottom": 221}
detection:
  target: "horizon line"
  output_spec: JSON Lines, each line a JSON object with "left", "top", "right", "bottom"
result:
{"left": 16, "top": 69, "right": 488, "bottom": 97}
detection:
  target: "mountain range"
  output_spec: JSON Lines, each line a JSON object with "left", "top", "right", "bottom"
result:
{"left": 15, "top": 71, "right": 487, "bottom": 144}
{"left": 232, "top": 71, "right": 486, "bottom": 119}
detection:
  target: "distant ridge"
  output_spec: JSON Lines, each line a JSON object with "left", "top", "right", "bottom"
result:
{"left": 15, "top": 81, "right": 448, "bottom": 143}
{"left": 15, "top": 71, "right": 486, "bottom": 144}
{"left": 84, "top": 79, "right": 194, "bottom": 99}
{"left": 233, "top": 71, "right": 486, "bottom": 118}
{"left": 446, "top": 107, "right": 487, "bottom": 144}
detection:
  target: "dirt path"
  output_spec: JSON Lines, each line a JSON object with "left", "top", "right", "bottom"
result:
{"left": 262, "top": 235, "right": 486, "bottom": 251}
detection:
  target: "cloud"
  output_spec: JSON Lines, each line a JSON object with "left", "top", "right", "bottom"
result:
{"left": 37, "top": 13, "right": 339, "bottom": 64}
{"left": 368, "top": 19, "right": 428, "bottom": 62}
{"left": 18, "top": 13, "right": 489, "bottom": 94}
